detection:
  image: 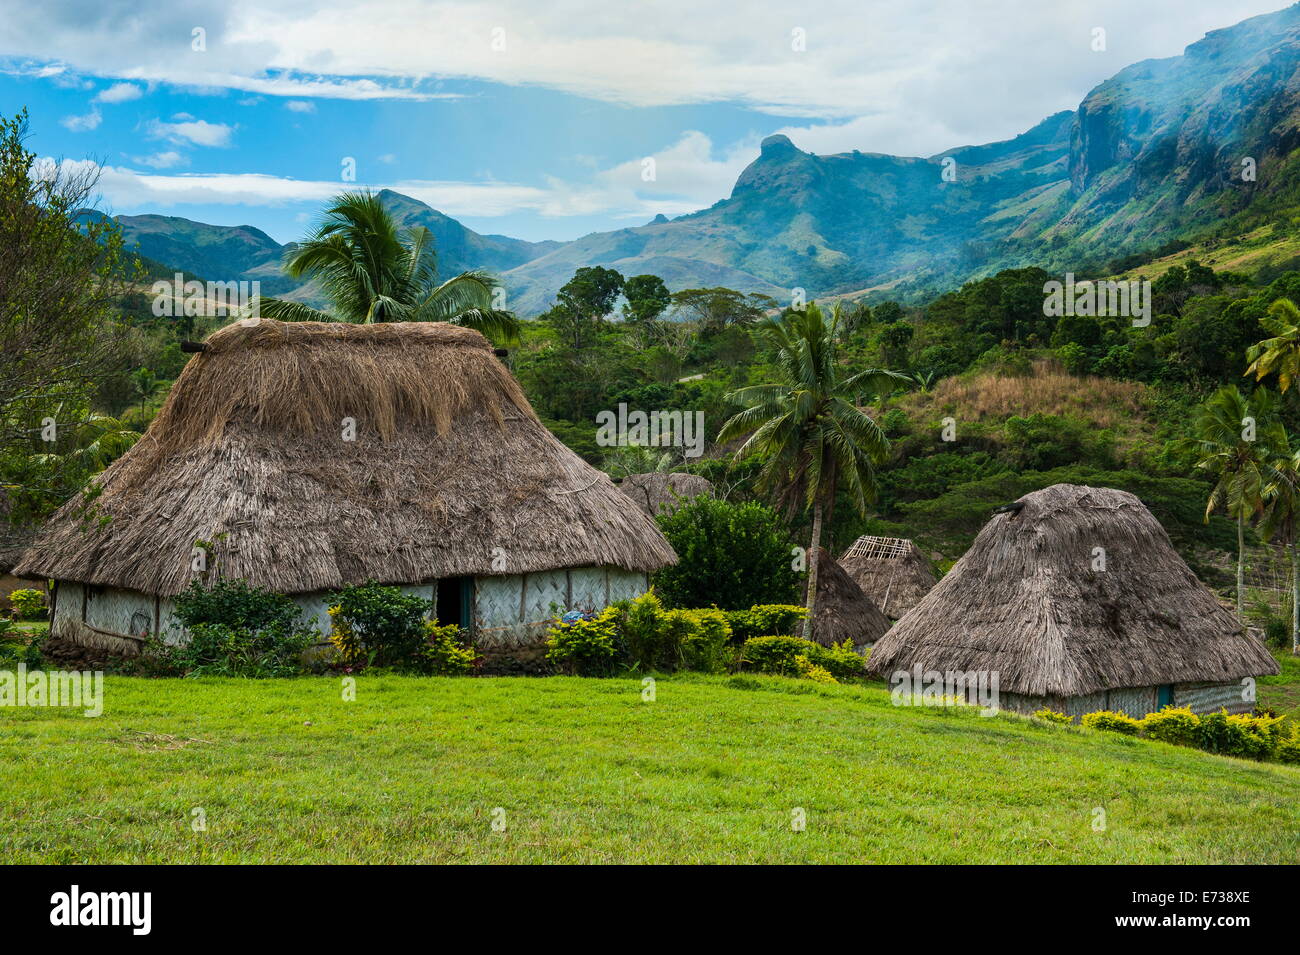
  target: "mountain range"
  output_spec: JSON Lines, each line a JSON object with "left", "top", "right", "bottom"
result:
{"left": 112, "top": 3, "right": 1300, "bottom": 315}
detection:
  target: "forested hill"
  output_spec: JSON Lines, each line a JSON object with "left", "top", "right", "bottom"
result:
{"left": 108, "top": 4, "right": 1300, "bottom": 315}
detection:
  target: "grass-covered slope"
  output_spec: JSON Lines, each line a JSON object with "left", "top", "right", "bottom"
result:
{"left": 2, "top": 674, "right": 1296, "bottom": 863}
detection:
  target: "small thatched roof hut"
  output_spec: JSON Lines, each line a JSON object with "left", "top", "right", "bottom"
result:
{"left": 618, "top": 472, "right": 714, "bottom": 518}
{"left": 809, "top": 548, "right": 891, "bottom": 650}
{"left": 17, "top": 319, "right": 676, "bottom": 652}
{"left": 866, "top": 484, "right": 1279, "bottom": 718}
{"left": 839, "top": 535, "right": 936, "bottom": 617}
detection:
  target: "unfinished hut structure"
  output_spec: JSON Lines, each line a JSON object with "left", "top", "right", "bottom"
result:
{"left": 618, "top": 472, "right": 713, "bottom": 518}
{"left": 839, "top": 535, "right": 936, "bottom": 618}
{"left": 809, "top": 548, "right": 891, "bottom": 650}
{"left": 16, "top": 319, "right": 676, "bottom": 654}
{"left": 867, "top": 484, "right": 1279, "bottom": 718}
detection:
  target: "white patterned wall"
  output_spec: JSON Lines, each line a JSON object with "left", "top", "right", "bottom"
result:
{"left": 51, "top": 567, "right": 653, "bottom": 654}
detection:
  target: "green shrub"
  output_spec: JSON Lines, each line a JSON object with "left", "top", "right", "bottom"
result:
{"left": 815, "top": 639, "right": 868, "bottom": 680}
{"left": 1263, "top": 618, "right": 1290, "bottom": 649}
{"left": 8, "top": 588, "right": 47, "bottom": 620}
{"left": 652, "top": 497, "right": 800, "bottom": 609}
{"left": 545, "top": 607, "right": 622, "bottom": 676}
{"left": 143, "top": 578, "right": 317, "bottom": 677}
{"left": 795, "top": 655, "right": 837, "bottom": 684}
{"left": 0, "top": 621, "right": 41, "bottom": 668}
{"left": 1229, "top": 712, "right": 1285, "bottom": 760}
{"left": 614, "top": 592, "right": 735, "bottom": 674}
{"left": 675, "top": 607, "right": 733, "bottom": 674}
{"left": 742, "top": 636, "right": 817, "bottom": 677}
{"left": 724, "top": 604, "right": 808, "bottom": 643}
{"left": 152, "top": 621, "right": 316, "bottom": 678}
{"left": 174, "top": 578, "right": 304, "bottom": 632}
{"left": 1033, "top": 708, "right": 1073, "bottom": 725}
{"left": 1193, "top": 710, "right": 1284, "bottom": 759}
{"left": 741, "top": 635, "right": 864, "bottom": 681}
{"left": 620, "top": 590, "right": 678, "bottom": 671}
{"left": 1140, "top": 706, "right": 1200, "bottom": 746}
{"left": 328, "top": 582, "right": 434, "bottom": 670}
{"left": 419, "top": 621, "right": 477, "bottom": 676}
{"left": 1081, "top": 710, "right": 1143, "bottom": 735}
{"left": 1276, "top": 725, "right": 1300, "bottom": 764}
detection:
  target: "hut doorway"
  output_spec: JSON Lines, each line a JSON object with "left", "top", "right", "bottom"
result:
{"left": 437, "top": 577, "right": 473, "bottom": 631}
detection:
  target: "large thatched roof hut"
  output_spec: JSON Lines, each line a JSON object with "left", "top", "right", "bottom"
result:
{"left": 839, "top": 535, "right": 936, "bottom": 618}
{"left": 866, "top": 484, "right": 1278, "bottom": 718}
{"left": 618, "top": 472, "right": 713, "bottom": 518}
{"left": 16, "top": 319, "right": 676, "bottom": 653}
{"left": 810, "top": 548, "right": 890, "bottom": 650}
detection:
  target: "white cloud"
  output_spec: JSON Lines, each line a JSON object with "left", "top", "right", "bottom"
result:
{"left": 284, "top": 99, "right": 315, "bottom": 113}
{"left": 60, "top": 107, "right": 101, "bottom": 131}
{"left": 94, "top": 81, "right": 142, "bottom": 103}
{"left": 0, "top": 0, "right": 1288, "bottom": 131}
{"left": 133, "top": 150, "right": 186, "bottom": 168}
{"left": 145, "top": 116, "right": 234, "bottom": 147}
{"left": 43, "top": 128, "right": 756, "bottom": 222}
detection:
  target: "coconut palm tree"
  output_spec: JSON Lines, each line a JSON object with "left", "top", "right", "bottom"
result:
{"left": 717, "top": 302, "right": 907, "bottom": 640}
{"left": 1188, "top": 385, "right": 1281, "bottom": 618}
{"left": 1245, "top": 297, "right": 1300, "bottom": 392}
{"left": 130, "top": 367, "right": 163, "bottom": 417}
{"left": 1259, "top": 433, "right": 1300, "bottom": 655}
{"left": 254, "top": 191, "right": 519, "bottom": 341}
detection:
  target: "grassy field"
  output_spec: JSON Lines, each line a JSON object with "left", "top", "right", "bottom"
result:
{"left": 2, "top": 672, "right": 1298, "bottom": 864}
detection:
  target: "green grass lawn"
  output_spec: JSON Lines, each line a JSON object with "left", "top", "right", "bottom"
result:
{"left": 2, "top": 672, "right": 1297, "bottom": 863}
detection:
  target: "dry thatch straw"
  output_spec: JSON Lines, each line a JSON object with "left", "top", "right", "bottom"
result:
{"left": 618, "top": 472, "right": 714, "bottom": 518}
{"left": 866, "top": 484, "right": 1279, "bottom": 694}
{"left": 810, "top": 548, "right": 891, "bottom": 649}
{"left": 17, "top": 319, "right": 676, "bottom": 595}
{"left": 839, "top": 536, "right": 936, "bottom": 618}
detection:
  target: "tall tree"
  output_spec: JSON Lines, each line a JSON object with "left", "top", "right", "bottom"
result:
{"left": 670, "top": 287, "right": 776, "bottom": 333}
{"left": 544, "top": 266, "right": 625, "bottom": 350}
{"left": 1189, "top": 385, "right": 1280, "bottom": 618}
{"left": 622, "top": 274, "right": 671, "bottom": 325}
{"left": 0, "top": 108, "right": 135, "bottom": 458}
{"left": 256, "top": 191, "right": 518, "bottom": 341}
{"left": 1259, "top": 433, "right": 1300, "bottom": 655}
{"left": 717, "top": 303, "right": 906, "bottom": 640}
{"left": 1245, "top": 298, "right": 1300, "bottom": 391}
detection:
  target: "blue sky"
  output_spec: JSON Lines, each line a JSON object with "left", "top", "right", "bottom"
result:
{"left": 0, "top": 0, "right": 1291, "bottom": 244}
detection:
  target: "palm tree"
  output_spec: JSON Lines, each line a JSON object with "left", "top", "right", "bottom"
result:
{"left": 1259, "top": 434, "right": 1300, "bottom": 655}
{"left": 1245, "top": 297, "right": 1300, "bottom": 391}
{"left": 255, "top": 191, "right": 520, "bottom": 341}
{"left": 31, "top": 411, "right": 139, "bottom": 472}
{"left": 717, "top": 303, "right": 907, "bottom": 639}
{"left": 130, "top": 367, "right": 162, "bottom": 416}
{"left": 1188, "top": 385, "right": 1280, "bottom": 618}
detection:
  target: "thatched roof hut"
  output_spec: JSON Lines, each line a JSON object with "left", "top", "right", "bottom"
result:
{"left": 618, "top": 472, "right": 713, "bottom": 518}
{"left": 866, "top": 484, "right": 1279, "bottom": 718}
{"left": 809, "top": 548, "right": 890, "bottom": 650}
{"left": 839, "top": 535, "right": 936, "bottom": 617}
{"left": 17, "top": 319, "right": 676, "bottom": 652}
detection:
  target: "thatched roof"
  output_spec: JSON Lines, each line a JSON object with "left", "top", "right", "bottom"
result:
{"left": 17, "top": 319, "right": 676, "bottom": 596}
{"left": 866, "top": 484, "right": 1279, "bottom": 695}
{"left": 839, "top": 536, "right": 936, "bottom": 617}
{"left": 618, "top": 472, "right": 714, "bottom": 518}
{"left": 810, "top": 548, "right": 891, "bottom": 649}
